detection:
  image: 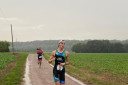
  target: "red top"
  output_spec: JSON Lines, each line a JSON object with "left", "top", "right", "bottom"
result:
{"left": 37, "top": 50, "right": 43, "bottom": 56}
{"left": 37, "top": 50, "right": 43, "bottom": 54}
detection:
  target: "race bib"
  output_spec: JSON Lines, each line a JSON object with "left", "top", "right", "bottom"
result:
{"left": 57, "top": 65, "right": 63, "bottom": 71}
{"left": 39, "top": 56, "right": 42, "bottom": 58}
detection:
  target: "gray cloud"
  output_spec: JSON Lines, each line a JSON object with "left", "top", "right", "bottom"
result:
{"left": 0, "top": 0, "right": 128, "bottom": 41}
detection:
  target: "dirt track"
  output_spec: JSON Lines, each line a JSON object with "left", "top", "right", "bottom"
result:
{"left": 22, "top": 54, "right": 84, "bottom": 85}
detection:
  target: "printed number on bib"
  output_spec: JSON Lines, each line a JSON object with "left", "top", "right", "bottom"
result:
{"left": 39, "top": 56, "right": 42, "bottom": 58}
{"left": 57, "top": 65, "right": 63, "bottom": 71}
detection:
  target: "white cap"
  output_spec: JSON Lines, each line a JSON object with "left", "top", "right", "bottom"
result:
{"left": 59, "top": 40, "right": 65, "bottom": 43}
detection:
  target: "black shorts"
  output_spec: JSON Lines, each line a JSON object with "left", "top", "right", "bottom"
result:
{"left": 53, "top": 66, "right": 65, "bottom": 84}
{"left": 38, "top": 58, "right": 42, "bottom": 61}
{"left": 38, "top": 56, "right": 42, "bottom": 60}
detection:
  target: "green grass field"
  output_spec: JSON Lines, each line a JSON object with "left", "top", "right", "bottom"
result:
{"left": 0, "top": 52, "right": 28, "bottom": 85}
{"left": 44, "top": 53, "right": 128, "bottom": 85}
{"left": 0, "top": 52, "right": 17, "bottom": 69}
{"left": 70, "top": 53, "right": 128, "bottom": 75}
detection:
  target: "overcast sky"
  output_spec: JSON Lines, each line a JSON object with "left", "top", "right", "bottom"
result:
{"left": 0, "top": 0, "right": 128, "bottom": 42}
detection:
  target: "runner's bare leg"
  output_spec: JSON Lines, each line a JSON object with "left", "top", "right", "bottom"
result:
{"left": 60, "top": 84, "right": 64, "bottom": 85}
{"left": 55, "top": 81, "right": 60, "bottom": 85}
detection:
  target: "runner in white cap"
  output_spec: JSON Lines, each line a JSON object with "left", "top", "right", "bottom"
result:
{"left": 49, "top": 40, "right": 69, "bottom": 85}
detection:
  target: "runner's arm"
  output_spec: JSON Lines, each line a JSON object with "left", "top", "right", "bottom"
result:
{"left": 42, "top": 51, "right": 44, "bottom": 56}
{"left": 65, "top": 51, "right": 69, "bottom": 65}
{"left": 48, "top": 51, "right": 55, "bottom": 63}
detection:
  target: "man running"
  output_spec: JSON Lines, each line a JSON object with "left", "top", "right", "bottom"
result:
{"left": 37, "top": 47, "right": 44, "bottom": 68}
{"left": 48, "top": 40, "right": 69, "bottom": 85}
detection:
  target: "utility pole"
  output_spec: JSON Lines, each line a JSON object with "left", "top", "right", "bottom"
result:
{"left": 11, "top": 24, "right": 14, "bottom": 54}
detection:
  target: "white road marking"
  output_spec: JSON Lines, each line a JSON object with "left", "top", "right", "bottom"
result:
{"left": 23, "top": 56, "right": 32, "bottom": 85}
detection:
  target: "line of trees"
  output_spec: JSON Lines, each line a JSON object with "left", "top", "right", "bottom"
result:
{"left": 9, "top": 40, "right": 128, "bottom": 53}
{"left": 10, "top": 40, "right": 87, "bottom": 52}
{"left": 0, "top": 41, "right": 10, "bottom": 52}
{"left": 71, "top": 40, "right": 128, "bottom": 53}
